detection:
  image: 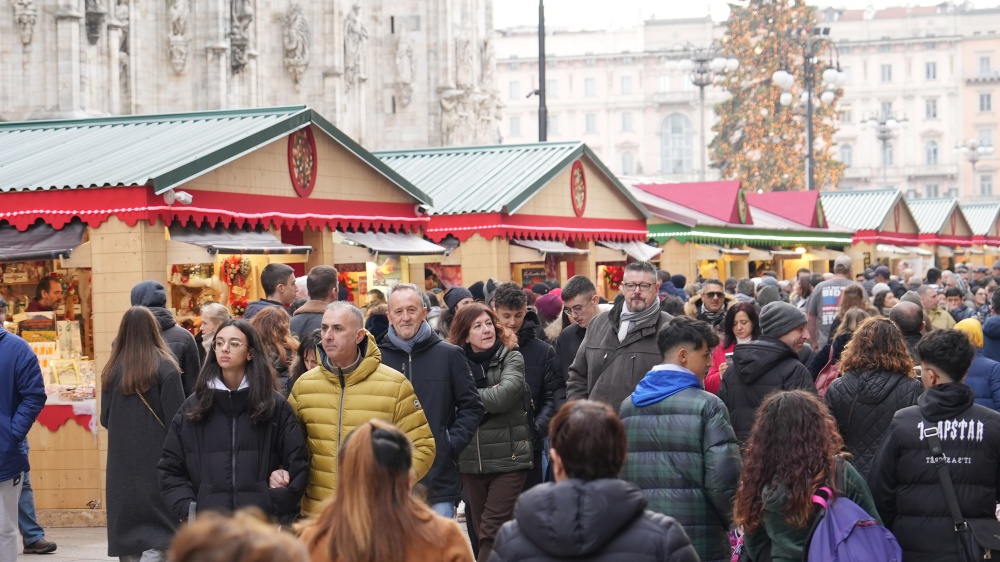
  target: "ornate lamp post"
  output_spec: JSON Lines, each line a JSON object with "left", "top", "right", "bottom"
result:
{"left": 862, "top": 110, "right": 908, "bottom": 188}
{"left": 771, "top": 27, "right": 846, "bottom": 191}
{"left": 955, "top": 138, "right": 994, "bottom": 173}
{"left": 678, "top": 44, "right": 739, "bottom": 182}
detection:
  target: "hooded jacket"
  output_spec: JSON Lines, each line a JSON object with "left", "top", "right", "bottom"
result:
{"left": 378, "top": 328, "right": 484, "bottom": 504}
{"left": 683, "top": 294, "right": 737, "bottom": 327}
{"left": 287, "top": 332, "right": 436, "bottom": 516}
{"left": 658, "top": 281, "right": 689, "bottom": 303}
{"left": 566, "top": 298, "right": 672, "bottom": 409}
{"left": 0, "top": 329, "right": 46, "bottom": 482}
{"left": 823, "top": 370, "right": 922, "bottom": 479}
{"left": 553, "top": 323, "right": 586, "bottom": 384}
{"left": 516, "top": 310, "right": 563, "bottom": 449}
{"left": 619, "top": 373, "right": 741, "bottom": 562}
{"left": 963, "top": 350, "right": 1000, "bottom": 412}
{"left": 983, "top": 315, "right": 1000, "bottom": 364}
{"left": 718, "top": 337, "right": 816, "bottom": 445}
{"left": 868, "top": 383, "right": 1000, "bottom": 562}
{"left": 489, "top": 478, "right": 699, "bottom": 562}
{"left": 243, "top": 299, "right": 286, "bottom": 321}
{"left": 289, "top": 299, "right": 327, "bottom": 340}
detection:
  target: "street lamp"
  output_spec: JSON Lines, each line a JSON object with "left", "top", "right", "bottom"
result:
{"left": 677, "top": 44, "right": 739, "bottom": 182}
{"left": 771, "top": 27, "right": 846, "bottom": 191}
{"left": 954, "top": 138, "right": 994, "bottom": 173}
{"left": 862, "top": 110, "right": 908, "bottom": 188}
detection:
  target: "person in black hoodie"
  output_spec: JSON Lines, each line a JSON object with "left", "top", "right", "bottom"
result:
{"left": 869, "top": 329, "right": 1000, "bottom": 562}
{"left": 889, "top": 301, "right": 924, "bottom": 362}
{"left": 490, "top": 400, "right": 698, "bottom": 562}
{"left": 719, "top": 301, "right": 816, "bottom": 445}
{"left": 493, "top": 282, "right": 563, "bottom": 490}
{"left": 131, "top": 280, "right": 202, "bottom": 396}
{"left": 553, "top": 276, "right": 599, "bottom": 384}
{"left": 158, "top": 319, "right": 308, "bottom": 523}
{"left": 377, "top": 283, "right": 484, "bottom": 518}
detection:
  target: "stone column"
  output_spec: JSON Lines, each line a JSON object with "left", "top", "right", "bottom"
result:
{"left": 55, "top": 4, "right": 83, "bottom": 114}
{"left": 106, "top": 20, "right": 123, "bottom": 116}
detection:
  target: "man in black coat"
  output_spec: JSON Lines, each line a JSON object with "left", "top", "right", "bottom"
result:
{"left": 378, "top": 283, "right": 484, "bottom": 518}
{"left": 130, "top": 281, "right": 202, "bottom": 396}
{"left": 553, "top": 276, "right": 600, "bottom": 384}
{"left": 493, "top": 282, "right": 563, "bottom": 490}
{"left": 889, "top": 301, "right": 924, "bottom": 362}
{"left": 290, "top": 265, "right": 338, "bottom": 340}
{"left": 869, "top": 330, "right": 1000, "bottom": 562}
{"left": 719, "top": 301, "right": 816, "bottom": 445}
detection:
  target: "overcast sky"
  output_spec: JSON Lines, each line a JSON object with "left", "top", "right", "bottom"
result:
{"left": 494, "top": 0, "right": 1000, "bottom": 30}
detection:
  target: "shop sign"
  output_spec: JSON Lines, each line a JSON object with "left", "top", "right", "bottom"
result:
{"left": 288, "top": 127, "right": 318, "bottom": 198}
{"left": 736, "top": 189, "right": 748, "bottom": 224}
{"left": 570, "top": 161, "right": 587, "bottom": 217}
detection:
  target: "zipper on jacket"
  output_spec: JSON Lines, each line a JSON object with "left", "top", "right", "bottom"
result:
{"left": 229, "top": 392, "right": 236, "bottom": 506}
{"left": 476, "top": 430, "right": 483, "bottom": 473}
{"left": 337, "top": 374, "right": 346, "bottom": 450}
{"left": 407, "top": 354, "right": 413, "bottom": 381}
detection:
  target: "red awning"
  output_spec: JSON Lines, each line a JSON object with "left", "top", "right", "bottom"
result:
{"left": 425, "top": 213, "right": 649, "bottom": 243}
{"left": 0, "top": 186, "right": 427, "bottom": 233}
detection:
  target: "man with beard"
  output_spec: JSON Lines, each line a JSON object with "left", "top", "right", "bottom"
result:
{"left": 566, "top": 261, "right": 672, "bottom": 409}
{"left": 683, "top": 278, "right": 735, "bottom": 328}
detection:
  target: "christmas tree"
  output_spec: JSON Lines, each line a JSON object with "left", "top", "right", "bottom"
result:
{"left": 710, "top": 0, "right": 845, "bottom": 192}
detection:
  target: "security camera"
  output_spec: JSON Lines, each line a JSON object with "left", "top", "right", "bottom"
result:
{"left": 174, "top": 191, "right": 194, "bottom": 205}
{"left": 415, "top": 203, "right": 432, "bottom": 216}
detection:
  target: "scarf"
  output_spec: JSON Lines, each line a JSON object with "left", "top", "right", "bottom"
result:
{"left": 386, "top": 321, "right": 434, "bottom": 355}
{"left": 699, "top": 302, "right": 726, "bottom": 324}
{"left": 618, "top": 301, "right": 660, "bottom": 342}
{"left": 466, "top": 338, "right": 502, "bottom": 366}
{"left": 631, "top": 364, "right": 703, "bottom": 407}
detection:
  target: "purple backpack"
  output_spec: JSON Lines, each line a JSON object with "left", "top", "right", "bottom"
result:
{"left": 803, "top": 485, "right": 902, "bottom": 562}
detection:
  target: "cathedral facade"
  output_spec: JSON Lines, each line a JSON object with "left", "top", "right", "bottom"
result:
{"left": 0, "top": 0, "right": 501, "bottom": 149}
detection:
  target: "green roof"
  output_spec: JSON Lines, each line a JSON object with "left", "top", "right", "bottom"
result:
{"left": 906, "top": 198, "right": 960, "bottom": 234}
{"left": 961, "top": 202, "right": 1000, "bottom": 236}
{"left": 374, "top": 142, "right": 648, "bottom": 217}
{"left": 819, "top": 189, "right": 902, "bottom": 231}
{"left": 647, "top": 223, "right": 853, "bottom": 246}
{"left": 0, "top": 105, "right": 430, "bottom": 202}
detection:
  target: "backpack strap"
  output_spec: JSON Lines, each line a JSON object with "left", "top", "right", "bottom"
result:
{"left": 922, "top": 417, "right": 969, "bottom": 531}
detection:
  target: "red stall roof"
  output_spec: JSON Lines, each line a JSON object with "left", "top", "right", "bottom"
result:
{"left": 634, "top": 181, "right": 752, "bottom": 226}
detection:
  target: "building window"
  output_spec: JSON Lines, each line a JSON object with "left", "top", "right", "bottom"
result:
{"left": 979, "top": 126, "right": 995, "bottom": 147}
{"left": 547, "top": 114, "right": 560, "bottom": 136}
{"left": 584, "top": 113, "right": 597, "bottom": 134}
{"left": 925, "top": 99, "right": 938, "bottom": 119}
{"left": 661, "top": 113, "right": 693, "bottom": 174}
{"left": 881, "top": 64, "right": 893, "bottom": 82}
{"left": 508, "top": 80, "right": 520, "bottom": 101}
{"left": 925, "top": 140, "right": 939, "bottom": 165}
{"left": 839, "top": 109, "right": 852, "bottom": 123}
{"left": 883, "top": 141, "right": 894, "bottom": 166}
{"left": 981, "top": 93, "right": 993, "bottom": 112}
{"left": 622, "top": 152, "right": 636, "bottom": 175}
{"left": 982, "top": 174, "right": 995, "bottom": 196}
{"left": 926, "top": 61, "right": 937, "bottom": 80}
{"left": 546, "top": 79, "right": 558, "bottom": 98}
{"left": 878, "top": 44, "right": 892, "bottom": 53}
{"left": 621, "top": 75, "right": 633, "bottom": 95}
{"left": 622, "top": 112, "right": 633, "bottom": 132}
{"left": 980, "top": 55, "right": 993, "bottom": 78}
{"left": 881, "top": 101, "right": 893, "bottom": 117}
{"left": 839, "top": 144, "right": 853, "bottom": 167}
{"left": 584, "top": 77, "right": 597, "bottom": 97}
{"left": 925, "top": 183, "right": 940, "bottom": 198}
{"left": 658, "top": 75, "right": 670, "bottom": 92}
{"left": 509, "top": 116, "right": 521, "bottom": 137}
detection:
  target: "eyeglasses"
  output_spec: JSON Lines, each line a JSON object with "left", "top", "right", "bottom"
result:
{"left": 567, "top": 304, "right": 589, "bottom": 317}
{"left": 214, "top": 340, "right": 246, "bottom": 351}
{"left": 704, "top": 292, "right": 725, "bottom": 299}
{"left": 622, "top": 283, "right": 654, "bottom": 293}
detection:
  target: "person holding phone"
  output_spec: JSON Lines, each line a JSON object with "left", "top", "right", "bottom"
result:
{"left": 704, "top": 302, "right": 759, "bottom": 394}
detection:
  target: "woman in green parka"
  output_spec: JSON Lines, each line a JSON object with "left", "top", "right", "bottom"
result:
{"left": 449, "top": 303, "right": 532, "bottom": 562}
{"left": 733, "top": 390, "right": 882, "bottom": 562}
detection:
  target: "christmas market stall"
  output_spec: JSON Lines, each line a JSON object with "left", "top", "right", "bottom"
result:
{"left": 906, "top": 198, "right": 974, "bottom": 271}
{"left": 375, "top": 142, "right": 653, "bottom": 299}
{"left": 820, "top": 189, "right": 924, "bottom": 274}
{"left": 0, "top": 106, "right": 432, "bottom": 524}
{"left": 960, "top": 202, "right": 1000, "bottom": 267}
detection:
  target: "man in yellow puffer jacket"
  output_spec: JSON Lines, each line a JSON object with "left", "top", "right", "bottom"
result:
{"left": 288, "top": 302, "right": 435, "bottom": 517}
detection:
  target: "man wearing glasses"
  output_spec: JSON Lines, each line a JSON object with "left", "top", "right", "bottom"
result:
{"left": 552, "top": 276, "right": 599, "bottom": 385}
{"left": 566, "top": 261, "right": 672, "bottom": 409}
{"left": 682, "top": 279, "right": 733, "bottom": 328}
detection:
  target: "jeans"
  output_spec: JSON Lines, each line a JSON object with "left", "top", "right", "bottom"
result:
{"left": 0, "top": 474, "right": 23, "bottom": 561}
{"left": 18, "top": 441, "right": 44, "bottom": 544}
{"left": 541, "top": 438, "right": 550, "bottom": 481}
{"left": 120, "top": 549, "right": 167, "bottom": 562}
{"left": 431, "top": 501, "right": 456, "bottom": 519}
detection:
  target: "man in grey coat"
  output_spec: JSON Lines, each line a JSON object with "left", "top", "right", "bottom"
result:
{"left": 566, "top": 261, "right": 672, "bottom": 409}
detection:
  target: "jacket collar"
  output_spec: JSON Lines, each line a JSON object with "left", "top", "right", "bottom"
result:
{"left": 317, "top": 331, "right": 383, "bottom": 386}
{"left": 292, "top": 299, "right": 328, "bottom": 316}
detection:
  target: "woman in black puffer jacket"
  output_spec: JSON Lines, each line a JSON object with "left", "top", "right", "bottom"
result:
{"left": 824, "top": 316, "right": 922, "bottom": 479}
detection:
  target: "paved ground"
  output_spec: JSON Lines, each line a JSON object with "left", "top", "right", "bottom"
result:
{"left": 17, "top": 527, "right": 109, "bottom": 561}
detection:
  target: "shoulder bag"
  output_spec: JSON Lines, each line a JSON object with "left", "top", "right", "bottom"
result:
{"left": 137, "top": 392, "right": 165, "bottom": 429}
{"left": 922, "top": 418, "right": 1000, "bottom": 561}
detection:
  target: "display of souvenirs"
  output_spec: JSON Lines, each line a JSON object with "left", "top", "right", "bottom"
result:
{"left": 222, "top": 256, "right": 252, "bottom": 316}
{"left": 604, "top": 265, "right": 625, "bottom": 291}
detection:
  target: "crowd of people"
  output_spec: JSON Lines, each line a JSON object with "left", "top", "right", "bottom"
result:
{"left": 6, "top": 256, "right": 1000, "bottom": 561}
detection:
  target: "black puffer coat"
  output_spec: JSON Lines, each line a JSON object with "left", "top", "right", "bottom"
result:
{"left": 489, "top": 478, "right": 699, "bottom": 562}
{"left": 158, "top": 385, "right": 308, "bottom": 521}
{"left": 869, "top": 383, "right": 1000, "bottom": 562}
{"left": 824, "top": 370, "right": 922, "bottom": 479}
{"left": 517, "top": 311, "right": 563, "bottom": 448}
{"left": 718, "top": 337, "right": 816, "bottom": 445}
{"left": 149, "top": 307, "right": 202, "bottom": 397}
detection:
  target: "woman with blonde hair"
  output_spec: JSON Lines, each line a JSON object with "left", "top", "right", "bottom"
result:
{"left": 299, "top": 420, "right": 473, "bottom": 562}
{"left": 197, "top": 302, "right": 231, "bottom": 367}
{"left": 823, "top": 316, "right": 922, "bottom": 479}
{"left": 249, "top": 305, "right": 299, "bottom": 395}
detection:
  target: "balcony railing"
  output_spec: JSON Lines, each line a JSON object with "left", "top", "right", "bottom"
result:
{"left": 905, "top": 164, "right": 959, "bottom": 178}
{"left": 651, "top": 91, "right": 698, "bottom": 104}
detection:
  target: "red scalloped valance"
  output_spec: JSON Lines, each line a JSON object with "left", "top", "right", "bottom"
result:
{"left": 425, "top": 213, "right": 648, "bottom": 243}
{"left": 0, "top": 186, "right": 427, "bottom": 233}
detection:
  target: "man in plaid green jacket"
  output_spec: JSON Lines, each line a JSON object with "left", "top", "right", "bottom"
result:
{"left": 619, "top": 317, "right": 742, "bottom": 562}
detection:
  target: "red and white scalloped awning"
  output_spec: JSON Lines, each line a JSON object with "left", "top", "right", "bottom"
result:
{"left": 425, "top": 213, "right": 648, "bottom": 243}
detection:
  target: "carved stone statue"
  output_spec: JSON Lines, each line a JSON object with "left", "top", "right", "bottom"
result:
{"left": 12, "top": 0, "right": 37, "bottom": 46}
{"left": 230, "top": 0, "right": 255, "bottom": 73}
{"left": 343, "top": 2, "right": 368, "bottom": 88}
{"left": 166, "top": 0, "right": 188, "bottom": 73}
{"left": 394, "top": 26, "right": 414, "bottom": 107}
{"left": 117, "top": 1, "right": 130, "bottom": 111}
{"left": 455, "top": 33, "right": 475, "bottom": 89}
{"left": 282, "top": 4, "right": 310, "bottom": 86}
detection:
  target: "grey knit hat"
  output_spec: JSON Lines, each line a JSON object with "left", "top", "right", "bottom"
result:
{"left": 900, "top": 290, "right": 922, "bottom": 307}
{"left": 759, "top": 301, "right": 807, "bottom": 338}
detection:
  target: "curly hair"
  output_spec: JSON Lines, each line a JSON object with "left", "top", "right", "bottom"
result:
{"left": 838, "top": 316, "right": 914, "bottom": 376}
{"left": 733, "top": 390, "right": 845, "bottom": 534}
{"left": 448, "top": 303, "right": 517, "bottom": 351}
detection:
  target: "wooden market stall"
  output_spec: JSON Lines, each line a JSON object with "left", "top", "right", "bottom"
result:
{"left": 906, "top": 198, "right": 974, "bottom": 270}
{"left": 960, "top": 202, "right": 1000, "bottom": 268}
{"left": 0, "top": 106, "right": 433, "bottom": 524}
{"left": 820, "top": 189, "right": 924, "bottom": 275}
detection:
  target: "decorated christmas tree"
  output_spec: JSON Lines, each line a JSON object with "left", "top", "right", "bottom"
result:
{"left": 710, "top": 0, "right": 845, "bottom": 192}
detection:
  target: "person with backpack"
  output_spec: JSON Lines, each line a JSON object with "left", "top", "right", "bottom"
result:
{"left": 733, "top": 390, "right": 885, "bottom": 562}
{"left": 869, "top": 329, "right": 1000, "bottom": 561}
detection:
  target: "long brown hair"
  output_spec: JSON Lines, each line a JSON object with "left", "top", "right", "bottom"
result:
{"left": 838, "top": 316, "right": 915, "bottom": 376}
{"left": 305, "top": 420, "right": 441, "bottom": 562}
{"left": 169, "top": 509, "right": 308, "bottom": 562}
{"left": 447, "top": 303, "right": 517, "bottom": 351}
{"left": 833, "top": 308, "right": 870, "bottom": 339}
{"left": 733, "top": 390, "right": 845, "bottom": 533}
{"left": 101, "top": 307, "right": 178, "bottom": 395}
{"left": 836, "top": 284, "right": 875, "bottom": 320}
{"left": 249, "top": 306, "right": 299, "bottom": 367}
